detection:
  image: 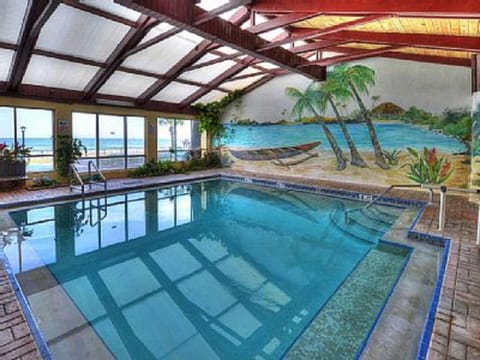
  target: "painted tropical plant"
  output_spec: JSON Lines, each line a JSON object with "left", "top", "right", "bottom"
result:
{"left": 285, "top": 82, "right": 347, "bottom": 170}
{"left": 404, "top": 147, "right": 453, "bottom": 185}
{"left": 330, "top": 64, "right": 389, "bottom": 169}
{"left": 319, "top": 78, "right": 367, "bottom": 167}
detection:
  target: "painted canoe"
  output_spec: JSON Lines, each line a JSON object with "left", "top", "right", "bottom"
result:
{"left": 228, "top": 141, "right": 321, "bottom": 161}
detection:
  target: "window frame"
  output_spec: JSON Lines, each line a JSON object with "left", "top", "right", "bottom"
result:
{"left": 72, "top": 111, "right": 146, "bottom": 171}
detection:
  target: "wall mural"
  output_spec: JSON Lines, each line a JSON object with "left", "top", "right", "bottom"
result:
{"left": 472, "top": 93, "right": 480, "bottom": 188}
{"left": 219, "top": 65, "right": 472, "bottom": 188}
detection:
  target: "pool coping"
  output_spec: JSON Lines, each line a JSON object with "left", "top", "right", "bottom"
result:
{"left": 0, "top": 172, "right": 450, "bottom": 360}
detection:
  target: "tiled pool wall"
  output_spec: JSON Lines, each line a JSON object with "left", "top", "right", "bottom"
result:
{"left": 0, "top": 173, "right": 450, "bottom": 360}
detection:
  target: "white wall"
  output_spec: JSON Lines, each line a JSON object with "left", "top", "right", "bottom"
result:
{"left": 222, "top": 58, "right": 472, "bottom": 123}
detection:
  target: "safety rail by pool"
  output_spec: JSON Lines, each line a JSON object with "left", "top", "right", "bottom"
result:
{"left": 69, "top": 161, "right": 108, "bottom": 197}
{"left": 88, "top": 161, "right": 107, "bottom": 194}
{"left": 69, "top": 163, "right": 85, "bottom": 197}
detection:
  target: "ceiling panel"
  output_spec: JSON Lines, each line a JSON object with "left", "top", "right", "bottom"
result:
{"left": 79, "top": 0, "right": 142, "bottom": 21}
{"left": 98, "top": 71, "right": 157, "bottom": 98}
{"left": 180, "top": 60, "right": 238, "bottom": 83}
{"left": 36, "top": 4, "right": 131, "bottom": 62}
{"left": 152, "top": 82, "right": 201, "bottom": 103}
{"left": 223, "top": 75, "right": 266, "bottom": 91}
{"left": 23, "top": 55, "right": 100, "bottom": 91}
{"left": 0, "top": 0, "right": 29, "bottom": 45}
{"left": 0, "top": 49, "right": 15, "bottom": 81}
{"left": 123, "top": 31, "right": 204, "bottom": 75}
{"left": 194, "top": 90, "right": 227, "bottom": 104}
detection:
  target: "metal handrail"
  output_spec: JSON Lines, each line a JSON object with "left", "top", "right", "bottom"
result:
{"left": 88, "top": 161, "right": 107, "bottom": 194}
{"left": 345, "top": 184, "right": 428, "bottom": 216}
{"left": 69, "top": 163, "right": 85, "bottom": 197}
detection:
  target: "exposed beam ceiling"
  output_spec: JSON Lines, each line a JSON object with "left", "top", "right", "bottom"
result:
{"left": 303, "top": 46, "right": 403, "bottom": 66}
{"left": 84, "top": 15, "right": 160, "bottom": 99}
{"left": 258, "top": 14, "right": 392, "bottom": 51}
{"left": 181, "top": 57, "right": 256, "bottom": 106}
{"left": 251, "top": 0, "right": 480, "bottom": 17}
{"left": 8, "top": 0, "right": 60, "bottom": 91}
{"left": 325, "top": 46, "right": 472, "bottom": 67}
{"left": 114, "top": 0, "right": 326, "bottom": 81}
{"left": 246, "top": 12, "right": 320, "bottom": 34}
{"left": 193, "top": 0, "right": 251, "bottom": 25}
{"left": 297, "top": 30, "right": 480, "bottom": 53}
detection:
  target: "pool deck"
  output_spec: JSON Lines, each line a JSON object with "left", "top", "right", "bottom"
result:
{"left": 0, "top": 169, "right": 478, "bottom": 360}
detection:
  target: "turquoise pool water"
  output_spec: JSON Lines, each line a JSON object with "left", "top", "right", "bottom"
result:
{"left": 220, "top": 123, "right": 466, "bottom": 154}
{"left": 5, "top": 180, "right": 410, "bottom": 359}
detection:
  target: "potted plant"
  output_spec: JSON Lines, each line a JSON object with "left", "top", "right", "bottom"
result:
{"left": 56, "top": 136, "right": 87, "bottom": 178}
{"left": 0, "top": 142, "right": 31, "bottom": 178}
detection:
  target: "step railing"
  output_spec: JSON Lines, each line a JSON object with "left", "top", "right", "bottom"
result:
{"left": 88, "top": 161, "right": 107, "bottom": 195}
{"left": 69, "top": 163, "right": 85, "bottom": 197}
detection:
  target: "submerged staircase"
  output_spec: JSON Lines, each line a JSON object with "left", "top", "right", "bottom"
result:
{"left": 330, "top": 203, "right": 401, "bottom": 246}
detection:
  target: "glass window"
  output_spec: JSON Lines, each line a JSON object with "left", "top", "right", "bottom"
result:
{"left": 73, "top": 112, "right": 145, "bottom": 171}
{"left": 157, "top": 119, "right": 201, "bottom": 161}
{"left": 0, "top": 106, "right": 54, "bottom": 172}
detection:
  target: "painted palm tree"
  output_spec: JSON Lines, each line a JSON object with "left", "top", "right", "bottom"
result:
{"left": 320, "top": 79, "right": 367, "bottom": 167}
{"left": 330, "top": 64, "right": 389, "bottom": 169}
{"left": 285, "top": 82, "right": 347, "bottom": 170}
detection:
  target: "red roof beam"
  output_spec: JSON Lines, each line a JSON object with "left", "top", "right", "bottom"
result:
{"left": 326, "top": 46, "right": 472, "bottom": 67}
{"left": 306, "top": 30, "right": 480, "bottom": 53}
{"left": 246, "top": 12, "right": 322, "bottom": 34}
{"left": 251, "top": 0, "right": 480, "bottom": 17}
{"left": 257, "top": 14, "right": 392, "bottom": 51}
{"left": 300, "top": 46, "right": 403, "bottom": 67}
{"left": 194, "top": 0, "right": 252, "bottom": 26}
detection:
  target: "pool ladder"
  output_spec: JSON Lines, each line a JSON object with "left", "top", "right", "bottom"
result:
{"left": 70, "top": 161, "right": 107, "bottom": 197}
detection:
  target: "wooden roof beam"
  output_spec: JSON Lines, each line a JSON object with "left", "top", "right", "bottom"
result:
{"left": 301, "top": 46, "right": 403, "bottom": 66}
{"left": 251, "top": 0, "right": 480, "bottom": 17}
{"left": 83, "top": 15, "right": 160, "bottom": 99}
{"left": 326, "top": 46, "right": 472, "bottom": 67}
{"left": 300, "top": 30, "right": 480, "bottom": 53}
{"left": 258, "top": 14, "right": 392, "bottom": 51}
{"left": 194, "top": 0, "right": 251, "bottom": 25}
{"left": 114, "top": 0, "right": 326, "bottom": 81}
{"left": 180, "top": 58, "right": 256, "bottom": 106}
{"left": 246, "top": 12, "right": 322, "bottom": 34}
{"left": 8, "top": 0, "right": 60, "bottom": 91}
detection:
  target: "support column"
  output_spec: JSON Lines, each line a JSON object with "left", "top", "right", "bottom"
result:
{"left": 472, "top": 54, "right": 480, "bottom": 93}
{"left": 145, "top": 115, "right": 157, "bottom": 162}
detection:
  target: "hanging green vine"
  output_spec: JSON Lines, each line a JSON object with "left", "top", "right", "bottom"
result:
{"left": 192, "top": 90, "right": 243, "bottom": 140}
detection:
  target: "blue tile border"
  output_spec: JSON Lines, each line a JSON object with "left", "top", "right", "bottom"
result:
{"left": 0, "top": 250, "right": 53, "bottom": 360}
{"left": 0, "top": 172, "right": 451, "bottom": 360}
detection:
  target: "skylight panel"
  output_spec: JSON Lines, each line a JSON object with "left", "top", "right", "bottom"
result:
{"left": 256, "top": 62, "right": 279, "bottom": 70}
{"left": 152, "top": 82, "right": 201, "bottom": 103}
{"left": 79, "top": 0, "right": 142, "bottom": 21}
{"left": 194, "top": 90, "right": 227, "bottom": 104}
{"left": 36, "top": 4, "right": 130, "bottom": 62}
{"left": 123, "top": 31, "right": 204, "bottom": 75}
{"left": 0, "top": 0, "right": 28, "bottom": 45}
{"left": 197, "top": 0, "right": 230, "bottom": 11}
{"left": 140, "top": 23, "right": 177, "bottom": 45}
{"left": 22, "top": 56, "right": 100, "bottom": 91}
{"left": 223, "top": 75, "right": 266, "bottom": 91}
{"left": 98, "top": 71, "right": 157, "bottom": 98}
{"left": 0, "top": 49, "right": 14, "bottom": 81}
{"left": 180, "top": 60, "right": 238, "bottom": 83}
{"left": 193, "top": 53, "right": 220, "bottom": 66}
{"left": 216, "top": 46, "right": 238, "bottom": 55}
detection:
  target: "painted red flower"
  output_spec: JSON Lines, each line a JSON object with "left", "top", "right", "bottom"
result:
{"left": 440, "top": 160, "right": 451, "bottom": 177}
{"left": 427, "top": 148, "right": 437, "bottom": 167}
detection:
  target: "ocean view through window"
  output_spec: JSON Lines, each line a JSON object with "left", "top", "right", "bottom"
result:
{"left": 0, "top": 106, "right": 54, "bottom": 172}
{"left": 72, "top": 112, "right": 145, "bottom": 171}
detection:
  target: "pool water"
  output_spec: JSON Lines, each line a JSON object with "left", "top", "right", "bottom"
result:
{"left": 5, "top": 180, "right": 410, "bottom": 359}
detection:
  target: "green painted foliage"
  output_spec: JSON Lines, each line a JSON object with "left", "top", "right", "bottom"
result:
{"left": 404, "top": 147, "right": 453, "bottom": 185}
{"left": 192, "top": 90, "right": 243, "bottom": 139}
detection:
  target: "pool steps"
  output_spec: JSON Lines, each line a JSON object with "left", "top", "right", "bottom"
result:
{"left": 329, "top": 205, "right": 400, "bottom": 245}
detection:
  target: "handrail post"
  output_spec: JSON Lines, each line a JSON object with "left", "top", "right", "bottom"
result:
{"left": 438, "top": 186, "right": 447, "bottom": 231}
{"left": 477, "top": 204, "right": 480, "bottom": 247}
